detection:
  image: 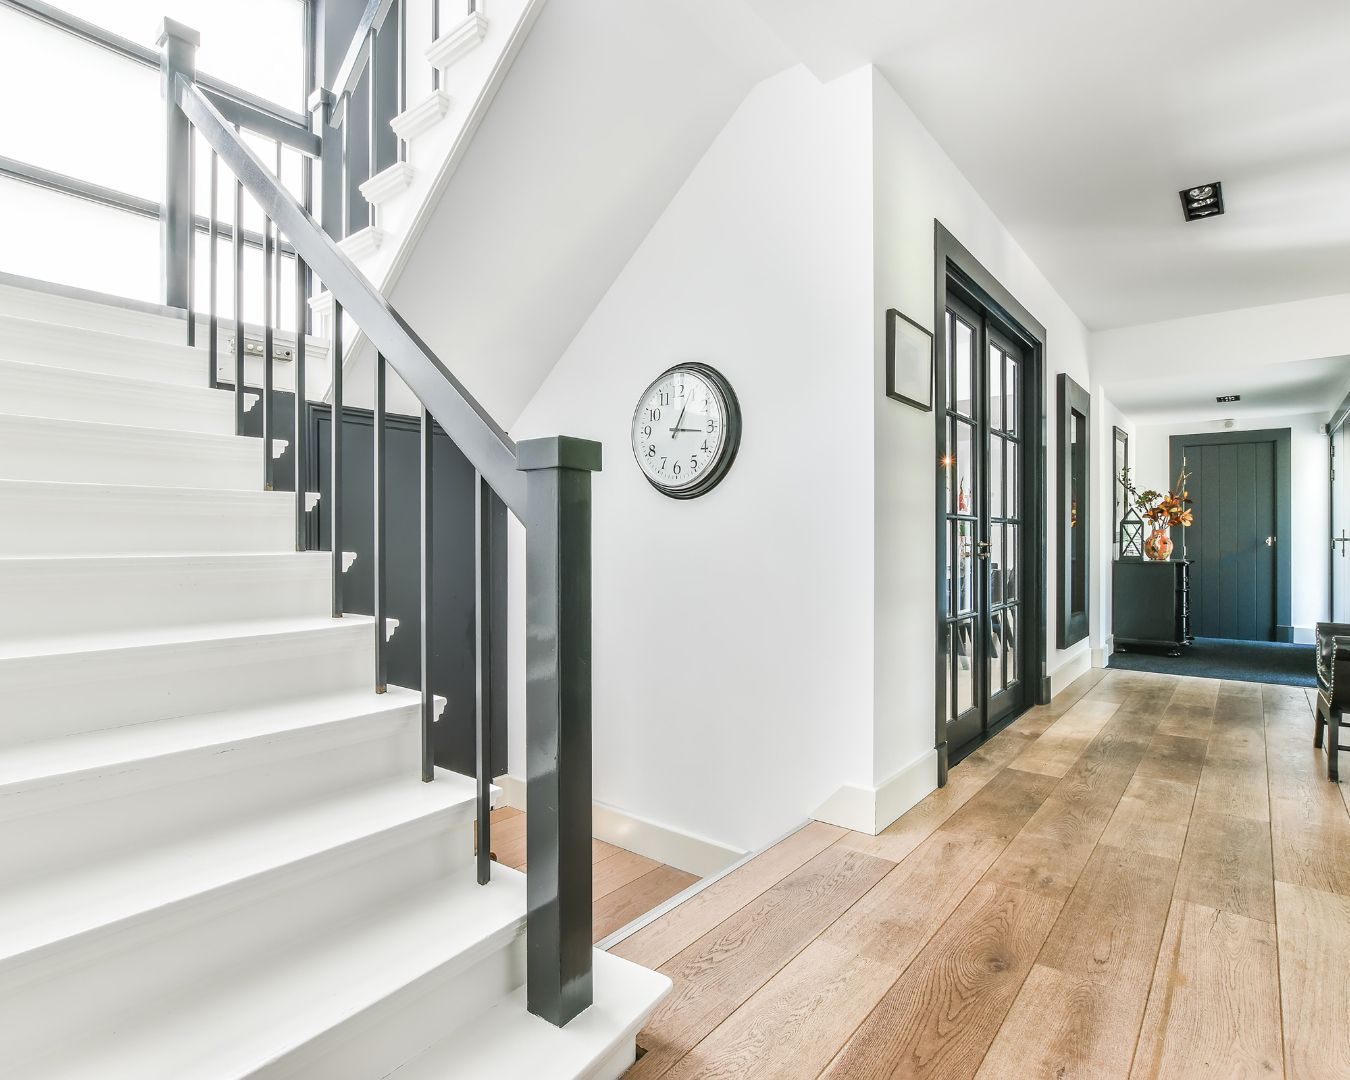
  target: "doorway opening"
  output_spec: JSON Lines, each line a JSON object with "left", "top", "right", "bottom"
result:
{"left": 933, "top": 224, "right": 1048, "bottom": 782}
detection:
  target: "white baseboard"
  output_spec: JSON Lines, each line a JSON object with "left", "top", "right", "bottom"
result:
{"left": 1091, "top": 640, "right": 1114, "bottom": 668}
{"left": 495, "top": 774, "right": 743, "bottom": 878}
{"left": 812, "top": 748, "right": 939, "bottom": 836}
{"left": 1293, "top": 626, "right": 1315, "bottom": 645}
{"left": 1050, "top": 650, "right": 1093, "bottom": 698}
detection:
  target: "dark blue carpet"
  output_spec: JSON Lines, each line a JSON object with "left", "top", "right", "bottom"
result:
{"left": 1109, "top": 637, "right": 1316, "bottom": 687}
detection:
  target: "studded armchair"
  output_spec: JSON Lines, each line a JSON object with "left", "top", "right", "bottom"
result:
{"left": 1314, "top": 622, "right": 1350, "bottom": 782}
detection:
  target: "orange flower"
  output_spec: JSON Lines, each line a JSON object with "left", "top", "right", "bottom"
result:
{"left": 1174, "top": 509, "right": 1194, "bottom": 527}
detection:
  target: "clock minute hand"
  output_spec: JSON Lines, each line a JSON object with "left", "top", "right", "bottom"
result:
{"left": 669, "top": 394, "right": 691, "bottom": 437}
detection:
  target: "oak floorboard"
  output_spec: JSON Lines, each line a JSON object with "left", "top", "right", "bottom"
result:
{"left": 611, "top": 821, "right": 845, "bottom": 971}
{"left": 1010, "top": 700, "right": 1121, "bottom": 778}
{"left": 1129, "top": 900, "right": 1283, "bottom": 1079}
{"left": 1275, "top": 880, "right": 1350, "bottom": 1079}
{"left": 490, "top": 811, "right": 528, "bottom": 869}
{"left": 938, "top": 766, "right": 1059, "bottom": 843}
{"left": 1173, "top": 810, "right": 1275, "bottom": 923}
{"left": 660, "top": 832, "right": 1003, "bottom": 1080}
{"left": 818, "top": 882, "right": 1063, "bottom": 1080}
{"left": 1132, "top": 733, "right": 1208, "bottom": 788}
{"left": 1097, "top": 774, "right": 1195, "bottom": 861}
{"left": 593, "top": 865, "right": 698, "bottom": 943}
{"left": 594, "top": 848, "right": 665, "bottom": 900}
{"left": 629, "top": 844, "right": 894, "bottom": 1078}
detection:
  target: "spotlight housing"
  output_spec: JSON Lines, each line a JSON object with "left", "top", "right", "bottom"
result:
{"left": 1179, "top": 182, "right": 1225, "bottom": 222}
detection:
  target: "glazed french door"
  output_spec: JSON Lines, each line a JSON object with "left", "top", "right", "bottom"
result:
{"left": 942, "top": 291, "right": 1031, "bottom": 761}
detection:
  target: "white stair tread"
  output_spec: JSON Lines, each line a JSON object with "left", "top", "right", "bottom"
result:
{"left": 0, "top": 476, "right": 296, "bottom": 508}
{"left": 0, "top": 760, "right": 473, "bottom": 976}
{"left": 0, "top": 411, "right": 275, "bottom": 453}
{"left": 0, "top": 684, "right": 418, "bottom": 794}
{"left": 0, "top": 549, "right": 329, "bottom": 576}
{"left": 389, "top": 950, "right": 674, "bottom": 1080}
{"left": 0, "top": 614, "right": 378, "bottom": 663}
{"left": 19, "top": 867, "right": 527, "bottom": 1079}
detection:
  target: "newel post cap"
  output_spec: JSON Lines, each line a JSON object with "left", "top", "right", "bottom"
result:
{"left": 516, "top": 436, "right": 602, "bottom": 473}
{"left": 156, "top": 17, "right": 201, "bottom": 50}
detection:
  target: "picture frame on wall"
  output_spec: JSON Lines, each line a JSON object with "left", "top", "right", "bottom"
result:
{"left": 885, "top": 308, "right": 934, "bottom": 412}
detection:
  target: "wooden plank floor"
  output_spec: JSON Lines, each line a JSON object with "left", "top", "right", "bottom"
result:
{"left": 612, "top": 670, "right": 1349, "bottom": 1079}
{"left": 487, "top": 808, "right": 700, "bottom": 943}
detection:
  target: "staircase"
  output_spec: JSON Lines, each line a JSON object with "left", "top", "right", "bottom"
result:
{"left": 0, "top": 292, "right": 666, "bottom": 1075}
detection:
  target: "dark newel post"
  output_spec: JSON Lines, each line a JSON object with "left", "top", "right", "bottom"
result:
{"left": 157, "top": 18, "right": 199, "bottom": 310}
{"left": 517, "top": 435, "right": 600, "bottom": 1028}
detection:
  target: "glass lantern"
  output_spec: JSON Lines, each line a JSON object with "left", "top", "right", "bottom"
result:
{"left": 1119, "top": 507, "right": 1145, "bottom": 560}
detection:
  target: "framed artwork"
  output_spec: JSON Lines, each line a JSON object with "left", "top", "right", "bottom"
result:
{"left": 885, "top": 308, "right": 934, "bottom": 412}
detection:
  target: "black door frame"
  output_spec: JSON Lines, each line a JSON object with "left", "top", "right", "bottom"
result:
{"left": 933, "top": 222, "right": 1049, "bottom": 786}
{"left": 1329, "top": 392, "right": 1350, "bottom": 619}
{"left": 1169, "top": 427, "right": 1292, "bottom": 642}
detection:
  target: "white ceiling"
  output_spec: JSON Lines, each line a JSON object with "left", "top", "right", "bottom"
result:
{"left": 745, "top": 0, "right": 1350, "bottom": 329}
{"left": 1104, "top": 354, "right": 1350, "bottom": 424}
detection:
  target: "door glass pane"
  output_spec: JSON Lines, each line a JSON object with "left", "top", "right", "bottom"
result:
{"left": 953, "top": 420, "right": 974, "bottom": 516}
{"left": 990, "top": 526, "right": 1005, "bottom": 606}
{"left": 989, "top": 436, "right": 1004, "bottom": 520}
{"left": 1005, "top": 524, "right": 1019, "bottom": 600}
{"left": 952, "top": 319, "right": 974, "bottom": 417}
{"left": 1006, "top": 354, "right": 1019, "bottom": 435}
{"left": 988, "top": 608, "right": 1003, "bottom": 694}
{"left": 989, "top": 345, "right": 1004, "bottom": 432}
{"left": 946, "top": 625, "right": 956, "bottom": 721}
{"left": 955, "top": 521, "right": 976, "bottom": 615}
{"left": 955, "top": 619, "right": 975, "bottom": 715}
{"left": 1005, "top": 607, "right": 1019, "bottom": 686}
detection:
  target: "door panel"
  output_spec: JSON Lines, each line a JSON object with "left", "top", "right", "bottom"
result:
{"left": 1181, "top": 438, "right": 1277, "bottom": 640}
{"left": 1335, "top": 425, "right": 1350, "bottom": 621}
{"left": 942, "top": 292, "right": 1031, "bottom": 761}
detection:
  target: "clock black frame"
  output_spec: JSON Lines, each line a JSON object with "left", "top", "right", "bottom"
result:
{"left": 632, "top": 362, "right": 742, "bottom": 500}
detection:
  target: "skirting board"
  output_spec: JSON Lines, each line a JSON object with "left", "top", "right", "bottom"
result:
{"left": 812, "top": 748, "right": 940, "bottom": 836}
{"left": 495, "top": 774, "right": 744, "bottom": 878}
{"left": 1050, "top": 649, "right": 1093, "bottom": 698}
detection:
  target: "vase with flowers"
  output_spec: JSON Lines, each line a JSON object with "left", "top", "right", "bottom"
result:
{"left": 1118, "top": 466, "right": 1194, "bottom": 561}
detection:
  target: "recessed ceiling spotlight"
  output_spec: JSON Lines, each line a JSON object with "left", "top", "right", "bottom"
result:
{"left": 1180, "top": 181, "right": 1225, "bottom": 222}
{"left": 1216, "top": 394, "right": 1241, "bottom": 403}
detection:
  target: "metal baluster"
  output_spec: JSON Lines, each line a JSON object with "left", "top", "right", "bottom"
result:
{"left": 367, "top": 26, "right": 378, "bottom": 223}
{"left": 207, "top": 150, "right": 218, "bottom": 388}
{"left": 232, "top": 149, "right": 245, "bottom": 434}
{"left": 340, "top": 91, "right": 351, "bottom": 239}
{"left": 431, "top": 1, "right": 440, "bottom": 90}
{"left": 294, "top": 149, "right": 312, "bottom": 551}
{"left": 186, "top": 132, "right": 195, "bottom": 347}
{"left": 373, "top": 352, "right": 388, "bottom": 693}
{"left": 420, "top": 407, "right": 435, "bottom": 782}
{"left": 293, "top": 251, "right": 307, "bottom": 550}
{"left": 475, "top": 472, "right": 492, "bottom": 883}
{"left": 331, "top": 300, "right": 344, "bottom": 617}
{"left": 262, "top": 208, "right": 274, "bottom": 490}
{"left": 396, "top": 0, "right": 406, "bottom": 162}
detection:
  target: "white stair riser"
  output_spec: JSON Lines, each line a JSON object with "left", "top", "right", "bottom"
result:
{"left": 0, "top": 705, "right": 419, "bottom": 835}
{"left": 0, "top": 483, "right": 297, "bottom": 556}
{"left": 0, "top": 361, "right": 237, "bottom": 434}
{"left": 265, "top": 936, "right": 526, "bottom": 1080}
{"left": 0, "top": 417, "right": 266, "bottom": 489}
{"left": 0, "top": 625, "right": 379, "bottom": 745}
{"left": 0, "top": 315, "right": 205, "bottom": 388}
{"left": 0, "top": 824, "right": 476, "bottom": 1067}
{"left": 0, "top": 555, "right": 332, "bottom": 641}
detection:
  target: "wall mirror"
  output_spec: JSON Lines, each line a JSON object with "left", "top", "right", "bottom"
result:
{"left": 1058, "top": 374, "right": 1090, "bottom": 647}
{"left": 1112, "top": 426, "right": 1129, "bottom": 557}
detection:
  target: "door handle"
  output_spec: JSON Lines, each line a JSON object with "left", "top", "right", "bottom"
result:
{"left": 976, "top": 540, "right": 991, "bottom": 559}
{"left": 1265, "top": 536, "right": 1276, "bottom": 547}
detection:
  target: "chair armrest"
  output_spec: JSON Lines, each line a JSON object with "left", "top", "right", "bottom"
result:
{"left": 1316, "top": 623, "right": 1350, "bottom": 697}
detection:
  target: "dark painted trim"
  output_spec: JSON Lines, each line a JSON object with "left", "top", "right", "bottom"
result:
{"left": 1057, "top": 373, "right": 1091, "bottom": 649}
{"left": 1169, "top": 427, "right": 1293, "bottom": 641}
{"left": 933, "top": 221, "right": 1050, "bottom": 785}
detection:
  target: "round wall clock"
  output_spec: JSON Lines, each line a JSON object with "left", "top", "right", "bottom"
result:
{"left": 630, "top": 363, "right": 741, "bottom": 499}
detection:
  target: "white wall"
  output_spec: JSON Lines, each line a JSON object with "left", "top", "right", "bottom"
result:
{"left": 870, "top": 69, "right": 1095, "bottom": 790}
{"left": 508, "top": 65, "right": 877, "bottom": 855}
{"left": 1132, "top": 413, "right": 1326, "bottom": 641}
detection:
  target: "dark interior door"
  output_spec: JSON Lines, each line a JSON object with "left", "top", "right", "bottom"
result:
{"left": 1180, "top": 438, "right": 1277, "bottom": 640}
{"left": 943, "top": 291, "right": 1031, "bottom": 761}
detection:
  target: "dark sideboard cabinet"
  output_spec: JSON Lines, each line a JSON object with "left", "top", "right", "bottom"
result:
{"left": 1112, "top": 560, "right": 1193, "bottom": 656}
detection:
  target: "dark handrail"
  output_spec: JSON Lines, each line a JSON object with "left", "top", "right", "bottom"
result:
{"left": 175, "top": 74, "right": 526, "bottom": 515}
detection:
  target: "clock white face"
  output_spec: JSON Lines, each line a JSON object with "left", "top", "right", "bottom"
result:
{"left": 630, "top": 367, "right": 727, "bottom": 494}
